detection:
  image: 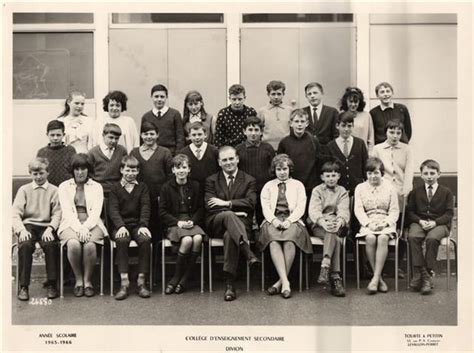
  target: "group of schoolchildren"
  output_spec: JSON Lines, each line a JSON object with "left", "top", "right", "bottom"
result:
{"left": 12, "top": 80, "right": 454, "bottom": 303}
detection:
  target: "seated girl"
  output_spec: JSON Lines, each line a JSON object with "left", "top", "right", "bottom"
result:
{"left": 58, "top": 154, "right": 108, "bottom": 297}
{"left": 258, "top": 154, "right": 312, "bottom": 299}
{"left": 159, "top": 154, "right": 205, "bottom": 294}
{"left": 354, "top": 157, "right": 399, "bottom": 294}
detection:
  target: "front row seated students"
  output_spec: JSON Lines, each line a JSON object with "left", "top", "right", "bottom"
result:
{"left": 108, "top": 155, "right": 152, "bottom": 300}
{"left": 12, "top": 158, "right": 61, "bottom": 301}
{"left": 258, "top": 154, "right": 312, "bottom": 299}
{"left": 326, "top": 111, "right": 368, "bottom": 196}
{"left": 160, "top": 154, "right": 205, "bottom": 295}
{"left": 58, "top": 154, "right": 107, "bottom": 298}
{"left": 88, "top": 123, "right": 128, "bottom": 196}
{"left": 407, "top": 159, "right": 454, "bottom": 295}
{"left": 205, "top": 146, "right": 260, "bottom": 302}
{"left": 354, "top": 157, "right": 399, "bottom": 295}
{"left": 277, "top": 109, "right": 324, "bottom": 197}
{"left": 308, "top": 161, "right": 350, "bottom": 297}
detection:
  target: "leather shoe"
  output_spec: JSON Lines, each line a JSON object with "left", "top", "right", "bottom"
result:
{"left": 73, "top": 286, "right": 84, "bottom": 297}
{"left": 367, "top": 279, "right": 378, "bottom": 295}
{"left": 317, "top": 266, "right": 330, "bottom": 285}
{"left": 266, "top": 286, "right": 280, "bottom": 296}
{"left": 84, "top": 286, "right": 95, "bottom": 297}
{"left": 165, "top": 283, "right": 176, "bottom": 295}
{"left": 378, "top": 278, "right": 388, "bottom": 293}
{"left": 174, "top": 284, "right": 185, "bottom": 294}
{"left": 224, "top": 284, "right": 236, "bottom": 301}
{"left": 281, "top": 289, "right": 292, "bottom": 299}
{"left": 18, "top": 286, "right": 29, "bottom": 301}
{"left": 136, "top": 284, "right": 151, "bottom": 298}
{"left": 46, "top": 285, "right": 59, "bottom": 299}
{"left": 409, "top": 271, "right": 422, "bottom": 291}
{"left": 420, "top": 268, "right": 432, "bottom": 295}
{"left": 115, "top": 286, "right": 129, "bottom": 300}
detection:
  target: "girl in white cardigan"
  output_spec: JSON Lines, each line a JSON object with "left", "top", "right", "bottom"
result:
{"left": 58, "top": 154, "right": 107, "bottom": 297}
{"left": 258, "top": 154, "right": 312, "bottom": 299}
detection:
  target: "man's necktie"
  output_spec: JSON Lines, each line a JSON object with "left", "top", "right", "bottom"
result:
{"left": 195, "top": 148, "right": 201, "bottom": 160}
{"left": 313, "top": 107, "right": 318, "bottom": 122}
{"left": 228, "top": 174, "right": 234, "bottom": 190}
{"left": 427, "top": 185, "right": 433, "bottom": 202}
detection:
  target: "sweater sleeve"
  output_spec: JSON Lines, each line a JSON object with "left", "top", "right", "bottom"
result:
{"left": 434, "top": 189, "right": 454, "bottom": 226}
{"left": 406, "top": 190, "right": 421, "bottom": 224}
{"left": 82, "top": 183, "right": 104, "bottom": 231}
{"left": 287, "top": 181, "right": 306, "bottom": 223}
{"left": 354, "top": 184, "right": 370, "bottom": 227}
{"left": 108, "top": 186, "right": 125, "bottom": 229}
{"left": 308, "top": 187, "right": 323, "bottom": 225}
{"left": 49, "top": 191, "right": 62, "bottom": 231}
{"left": 402, "top": 105, "right": 413, "bottom": 141}
{"left": 190, "top": 184, "right": 205, "bottom": 226}
{"left": 139, "top": 184, "right": 151, "bottom": 228}
{"left": 367, "top": 113, "right": 375, "bottom": 155}
{"left": 12, "top": 187, "right": 27, "bottom": 234}
{"left": 214, "top": 111, "right": 225, "bottom": 148}
{"left": 336, "top": 188, "right": 350, "bottom": 226}
{"left": 158, "top": 185, "right": 180, "bottom": 227}
{"left": 58, "top": 183, "right": 83, "bottom": 232}
{"left": 402, "top": 146, "right": 415, "bottom": 196}
{"left": 174, "top": 111, "right": 185, "bottom": 151}
{"left": 260, "top": 182, "right": 275, "bottom": 223}
{"left": 386, "top": 185, "right": 400, "bottom": 227}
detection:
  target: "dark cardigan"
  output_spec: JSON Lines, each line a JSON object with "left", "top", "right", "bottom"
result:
{"left": 159, "top": 178, "right": 205, "bottom": 228}
{"left": 108, "top": 182, "right": 151, "bottom": 229}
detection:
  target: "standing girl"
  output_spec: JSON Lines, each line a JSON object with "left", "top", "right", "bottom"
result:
{"left": 258, "top": 154, "right": 312, "bottom": 299}
{"left": 182, "top": 90, "right": 214, "bottom": 144}
{"left": 57, "top": 91, "right": 94, "bottom": 154}
{"left": 159, "top": 154, "right": 205, "bottom": 294}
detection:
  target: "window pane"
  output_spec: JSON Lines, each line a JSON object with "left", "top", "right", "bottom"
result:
{"left": 242, "top": 13, "right": 353, "bottom": 23}
{"left": 111, "top": 13, "right": 224, "bottom": 24}
{"left": 13, "top": 32, "right": 94, "bottom": 99}
{"left": 13, "top": 13, "right": 93, "bottom": 24}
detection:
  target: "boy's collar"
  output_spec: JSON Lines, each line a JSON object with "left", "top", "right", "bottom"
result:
{"left": 121, "top": 178, "right": 138, "bottom": 187}
{"left": 245, "top": 140, "right": 261, "bottom": 147}
{"left": 152, "top": 106, "right": 169, "bottom": 116}
{"left": 290, "top": 129, "right": 306, "bottom": 139}
{"left": 32, "top": 181, "right": 49, "bottom": 189}
{"left": 48, "top": 142, "right": 65, "bottom": 149}
{"left": 380, "top": 102, "right": 394, "bottom": 111}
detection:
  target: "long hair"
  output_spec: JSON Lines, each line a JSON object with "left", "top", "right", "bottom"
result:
{"left": 182, "top": 90, "right": 208, "bottom": 125}
{"left": 57, "top": 91, "right": 87, "bottom": 118}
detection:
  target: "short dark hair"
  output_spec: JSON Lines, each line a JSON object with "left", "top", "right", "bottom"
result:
{"left": 304, "top": 82, "right": 324, "bottom": 94}
{"left": 365, "top": 157, "right": 385, "bottom": 176}
{"left": 266, "top": 80, "right": 286, "bottom": 94}
{"left": 340, "top": 87, "right": 366, "bottom": 112}
{"left": 103, "top": 123, "right": 122, "bottom": 136}
{"left": 121, "top": 155, "right": 139, "bottom": 169}
{"left": 375, "top": 82, "right": 394, "bottom": 95}
{"left": 172, "top": 153, "right": 190, "bottom": 169}
{"left": 187, "top": 121, "right": 207, "bottom": 133}
{"left": 243, "top": 116, "right": 264, "bottom": 130}
{"left": 337, "top": 111, "right": 355, "bottom": 125}
{"left": 103, "top": 90, "right": 128, "bottom": 112}
{"left": 150, "top": 84, "right": 168, "bottom": 97}
{"left": 29, "top": 157, "right": 49, "bottom": 172}
{"left": 420, "top": 159, "right": 441, "bottom": 173}
{"left": 47, "top": 120, "right": 65, "bottom": 133}
{"left": 140, "top": 121, "right": 158, "bottom": 134}
{"left": 70, "top": 153, "right": 94, "bottom": 178}
{"left": 270, "top": 154, "right": 294, "bottom": 176}
{"left": 385, "top": 120, "right": 405, "bottom": 133}
{"left": 321, "top": 161, "right": 341, "bottom": 174}
{"left": 228, "top": 84, "right": 246, "bottom": 96}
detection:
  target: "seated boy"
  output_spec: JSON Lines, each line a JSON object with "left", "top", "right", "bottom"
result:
{"left": 88, "top": 123, "right": 128, "bottom": 195}
{"left": 37, "top": 120, "right": 76, "bottom": 186}
{"left": 178, "top": 121, "right": 219, "bottom": 194}
{"left": 308, "top": 161, "right": 349, "bottom": 297}
{"left": 277, "top": 109, "right": 324, "bottom": 197}
{"left": 12, "top": 158, "right": 61, "bottom": 300}
{"left": 108, "top": 155, "right": 152, "bottom": 300}
{"left": 235, "top": 116, "right": 275, "bottom": 225}
{"left": 407, "top": 159, "right": 454, "bottom": 295}
{"left": 214, "top": 84, "right": 257, "bottom": 148}
{"left": 257, "top": 80, "right": 293, "bottom": 149}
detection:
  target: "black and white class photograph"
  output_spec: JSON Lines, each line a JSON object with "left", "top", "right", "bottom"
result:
{"left": 2, "top": 1, "right": 473, "bottom": 352}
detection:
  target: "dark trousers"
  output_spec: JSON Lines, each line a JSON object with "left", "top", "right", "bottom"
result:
{"left": 408, "top": 223, "right": 448, "bottom": 270}
{"left": 112, "top": 226, "right": 151, "bottom": 274}
{"left": 18, "top": 224, "right": 58, "bottom": 287}
{"left": 207, "top": 211, "right": 251, "bottom": 276}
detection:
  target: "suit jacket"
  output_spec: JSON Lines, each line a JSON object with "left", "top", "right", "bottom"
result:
{"left": 58, "top": 178, "right": 108, "bottom": 235}
{"left": 204, "top": 170, "right": 257, "bottom": 226}
{"left": 407, "top": 184, "right": 454, "bottom": 226}
{"left": 303, "top": 105, "right": 339, "bottom": 145}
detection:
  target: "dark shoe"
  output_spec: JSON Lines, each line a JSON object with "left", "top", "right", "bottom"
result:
{"left": 174, "top": 284, "right": 185, "bottom": 294}
{"left": 378, "top": 278, "right": 388, "bottom": 293}
{"left": 330, "top": 275, "right": 346, "bottom": 297}
{"left": 18, "top": 286, "right": 29, "bottom": 301}
{"left": 281, "top": 289, "right": 292, "bottom": 299}
{"left": 367, "top": 279, "right": 378, "bottom": 295}
{"left": 266, "top": 286, "right": 281, "bottom": 296}
{"left": 115, "top": 286, "right": 129, "bottom": 300}
{"left": 224, "top": 284, "right": 236, "bottom": 301}
{"left": 409, "top": 271, "right": 422, "bottom": 291}
{"left": 46, "top": 285, "right": 59, "bottom": 299}
{"left": 73, "top": 286, "right": 84, "bottom": 297}
{"left": 248, "top": 256, "right": 261, "bottom": 270}
{"left": 136, "top": 284, "right": 151, "bottom": 298}
{"left": 420, "top": 268, "right": 432, "bottom": 295}
{"left": 397, "top": 268, "right": 406, "bottom": 279}
{"left": 317, "top": 266, "right": 330, "bottom": 285}
{"left": 84, "top": 286, "right": 95, "bottom": 297}
{"left": 165, "top": 283, "right": 176, "bottom": 295}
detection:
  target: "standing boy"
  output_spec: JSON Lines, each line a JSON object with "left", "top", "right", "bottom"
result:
{"left": 370, "top": 82, "right": 412, "bottom": 145}
{"left": 12, "top": 158, "right": 61, "bottom": 300}
{"left": 303, "top": 82, "right": 339, "bottom": 145}
{"left": 257, "top": 80, "right": 293, "bottom": 149}
{"left": 141, "top": 84, "right": 185, "bottom": 155}
{"left": 37, "top": 120, "right": 76, "bottom": 186}
{"left": 214, "top": 84, "right": 257, "bottom": 148}
{"left": 407, "top": 159, "right": 453, "bottom": 295}
{"left": 108, "top": 156, "right": 152, "bottom": 300}
{"left": 88, "top": 123, "right": 128, "bottom": 195}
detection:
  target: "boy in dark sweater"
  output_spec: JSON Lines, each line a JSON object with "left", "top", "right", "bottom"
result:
{"left": 178, "top": 122, "right": 219, "bottom": 194}
{"left": 141, "top": 83, "right": 185, "bottom": 155}
{"left": 37, "top": 120, "right": 76, "bottom": 186}
{"left": 108, "top": 155, "right": 152, "bottom": 300}
{"left": 235, "top": 116, "right": 275, "bottom": 224}
{"left": 277, "top": 109, "right": 324, "bottom": 197}
{"left": 88, "top": 123, "right": 128, "bottom": 195}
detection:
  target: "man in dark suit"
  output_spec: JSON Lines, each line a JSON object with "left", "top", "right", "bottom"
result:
{"left": 205, "top": 146, "right": 260, "bottom": 301}
{"left": 303, "top": 82, "right": 339, "bottom": 145}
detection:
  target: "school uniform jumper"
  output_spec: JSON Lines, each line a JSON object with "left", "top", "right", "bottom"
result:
{"left": 141, "top": 108, "right": 185, "bottom": 154}
{"left": 37, "top": 143, "right": 76, "bottom": 186}
{"left": 370, "top": 103, "right": 412, "bottom": 145}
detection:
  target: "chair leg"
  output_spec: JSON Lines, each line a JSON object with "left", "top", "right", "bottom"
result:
{"left": 299, "top": 249, "right": 303, "bottom": 293}
{"left": 395, "top": 239, "right": 399, "bottom": 292}
{"left": 452, "top": 239, "right": 458, "bottom": 284}
{"left": 100, "top": 245, "right": 104, "bottom": 296}
{"left": 200, "top": 245, "right": 204, "bottom": 293}
{"left": 14, "top": 245, "right": 20, "bottom": 295}
{"left": 446, "top": 239, "right": 450, "bottom": 290}
{"left": 342, "top": 237, "right": 346, "bottom": 288}
{"left": 161, "top": 241, "right": 165, "bottom": 295}
{"left": 149, "top": 243, "right": 153, "bottom": 293}
{"left": 261, "top": 251, "right": 265, "bottom": 292}
{"left": 406, "top": 242, "right": 411, "bottom": 290}
{"left": 305, "top": 253, "right": 309, "bottom": 290}
{"left": 208, "top": 242, "right": 212, "bottom": 293}
{"left": 355, "top": 239, "right": 360, "bottom": 289}
{"left": 60, "top": 243, "right": 64, "bottom": 299}
{"left": 110, "top": 242, "right": 114, "bottom": 297}
{"left": 246, "top": 262, "right": 250, "bottom": 292}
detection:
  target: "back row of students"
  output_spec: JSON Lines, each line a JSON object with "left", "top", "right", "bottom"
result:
{"left": 54, "top": 81, "right": 412, "bottom": 156}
